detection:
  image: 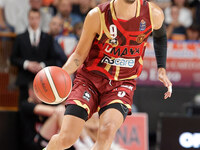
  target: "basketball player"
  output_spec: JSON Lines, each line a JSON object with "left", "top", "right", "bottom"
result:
{"left": 45, "top": 0, "right": 172, "bottom": 149}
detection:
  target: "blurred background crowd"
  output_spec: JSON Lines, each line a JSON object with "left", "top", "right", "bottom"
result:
{"left": 0, "top": 0, "right": 199, "bottom": 40}
{"left": 0, "top": 0, "right": 200, "bottom": 150}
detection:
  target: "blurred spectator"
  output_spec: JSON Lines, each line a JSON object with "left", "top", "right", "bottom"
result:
{"left": 149, "top": 0, "right": 171, "bottom": 10}
{"left": 42, "top": 0, "right": 54, "bottom": 6}
{"left": 48, "top": 0, "right": 60, "bottom": 16}
{"left": 184, "top": 93, "right": 200, "bottom": 116}
{"left": 0, "top": 0, "right": 29, "bottom": 32}
{"left": 72, "top": 22, "right": 83, "bottom": 40}
{"left": 10, "top": 9, "right": 56, "bottom": 105}
{"left": 188, "top": 0, "right": 200, "bottom": 26}
{"left": 74, "top": 113, "right": 125, "bottom": 150}
{"left": 186, "top": 23, "right": 200, "bottom": 40}
{"left": 97, "top": 0, "right": 110, "bottom": 4}
{"left": 57, "top": 0, "right": 82, "bottom": 36}
{"left": 20, "top": 82, "right": 66, "bottom": 150}
{"left": 57, "top": 22, "right": 83, "bottom": 60}
{"left": 72, "top": 0, "right": 94, "bottom": 21}
{"left": 165, "top": 0, "right": 193, "bottom": 40}
{"left": 49, "top": 16, "right": 67, "bottom": 67}
{"left": 15, "top": 0, "right": 52, "bottom": 34}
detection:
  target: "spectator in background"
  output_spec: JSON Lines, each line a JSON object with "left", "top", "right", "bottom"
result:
{"left": 97, "top": 0, "right": 110, "bottom": 5}
{"left": 165, "top": 0, "right": 193, "bottom": 40}
{"left": 0, "top": 0, "right": 29, "bottom": 32}
{"left": 186, "top": 23, "right": 200, "bottom": 41}
{"left": 20, "top": 82, "right": 66, "bottom": 150}
{"left": 49, "top": 16, "right": 67, "bottom": 67}
{"left": 72, "top": 0, "right": 94, "bottom": 21}
{"left": 59, "top": 21, "right": 83, "bottom": 59}
{"left": 184, "top": 93, "right": 200, "bottom": 116}
{"left": 42, "top": 0, "right": 54, "bottom": 6}
{"left": 10, "top": 9, "right": 56, "bottom": 105}
{"left": 57, "top": 0, "right": 82, "bottom": 36}
{"left": 188, "top": 0, "right": 200, "bottom": 26}
{"left": 149, "top": 0, "right": 171, "bottom": 10}
{"left": 48, "top": 0, "right": 60, "bottom": 16}
{"left": 71, "top": 22, "right": 83, "bottom": 41}
{"left": 15, "top": 0, "right": 52, "bottom": 34}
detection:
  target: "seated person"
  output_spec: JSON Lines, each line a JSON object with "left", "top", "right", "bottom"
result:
{"left": 71, "top": 22, "right": 83, "bottom": 41}
{"left": 184, "top": 94, "right": 200, "bottom": 116}
{"left": 165, "top": 0, "right": 193, "bottom": 40}
{"left": 186, "top": 23, "right": 200, "bottom": 41}
{"left": 72, "top": 0, "right": 94, "bottom": 21}
{"left": 56, "top": 21, "right": 84, "bottom": 59}
{"left": 20, "top": 83, "right": 74, "bottom": 150}
{"left": 49, "top": 16, "right": 67, "bottom": 67}
{"left": 149, "top": 0, "right": 171, "bottom": 10}
{"left": 56, "top": 0, "right": 82, "bottom": 36}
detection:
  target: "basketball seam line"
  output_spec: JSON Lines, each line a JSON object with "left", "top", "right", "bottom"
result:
{"left": 34, "top": 76, "right": 54, "bottom": 102}
{"left": 44, "top": 67, "right": 61, "bottom": 103}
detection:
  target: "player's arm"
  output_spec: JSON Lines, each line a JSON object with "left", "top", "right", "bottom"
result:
{"left": 150, "top": 2, "right": 172, "bottom": 99}
{"left": 62, "top": 8, "right": 100, "bottom": 75}
{"left": 34, "top": 104, "right": 65, "bottom": 117}
{"left": 34, "top": 104, "right": 56, "bottom": 116}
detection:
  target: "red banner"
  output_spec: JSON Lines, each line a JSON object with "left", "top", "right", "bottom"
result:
{"left": 115, "top": 113, "right": 148, "bottom": 150}
{"left": 137, "top": 39, "right": 200, "bottom": 87}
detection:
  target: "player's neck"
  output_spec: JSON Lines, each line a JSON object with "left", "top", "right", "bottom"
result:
{"left": 114, "top": 0, "right": 137, "bottom": 20}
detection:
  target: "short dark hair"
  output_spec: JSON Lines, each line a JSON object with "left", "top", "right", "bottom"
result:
{"left": 28, "top": 8, "right": 40, "bottom": 16}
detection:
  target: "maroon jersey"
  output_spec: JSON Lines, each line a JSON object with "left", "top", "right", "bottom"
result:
{"left": 83, "top": 0, "right": 153, "bottom": 81}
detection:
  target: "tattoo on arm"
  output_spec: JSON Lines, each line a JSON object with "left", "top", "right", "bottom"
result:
{"left": 74, "top": 59, "right": 80, "bottom": 67}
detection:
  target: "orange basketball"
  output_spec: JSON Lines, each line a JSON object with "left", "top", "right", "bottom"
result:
{"left": 33, "top": 66, "right": 72, "bottom": 104}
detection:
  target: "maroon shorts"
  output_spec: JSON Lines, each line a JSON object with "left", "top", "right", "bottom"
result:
{"left": 65, "top": 68, "right": 136, "bottom": 118}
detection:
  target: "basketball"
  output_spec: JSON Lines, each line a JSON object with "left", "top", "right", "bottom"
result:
{"left": 33, "top": 66, "right": 72, "bottom": 104}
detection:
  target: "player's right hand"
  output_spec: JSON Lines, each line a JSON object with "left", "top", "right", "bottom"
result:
{"left": 158, "top": 68, "right": 172, "bottom": 99}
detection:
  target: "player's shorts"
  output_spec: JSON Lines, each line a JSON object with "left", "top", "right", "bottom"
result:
{"left": 65, "top": 68, "right": 136, "bottom": 120}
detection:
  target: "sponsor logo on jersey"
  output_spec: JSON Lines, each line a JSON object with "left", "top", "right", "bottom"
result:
{"left": 103, "top": 43, "right": 143, "bottom": 58}
{"left": 136, "top": 34, "right": 146, "bottom": 44}
{"left": 139, "top": 19, "right": 146, "bottom": 31}
{"left": 101, "top": 56, "right": 135, "bottom": 68}
{"left": 83, "top": 91, "right": 91, "bottom": 102}
{"left": 109, "top": 38, "right": 118, "bottom": 45}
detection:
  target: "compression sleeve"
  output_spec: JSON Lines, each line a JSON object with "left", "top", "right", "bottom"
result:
{"left": 152, "top": 23, "right": 167, "bottom": 69}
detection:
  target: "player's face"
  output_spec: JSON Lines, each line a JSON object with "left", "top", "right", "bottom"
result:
{"left": 124, "top": 0, "right": 136, "bottom": 4}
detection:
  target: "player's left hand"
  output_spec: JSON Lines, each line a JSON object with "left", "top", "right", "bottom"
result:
{"left": 158, "top": 68, "right": 172, "bottom": 99}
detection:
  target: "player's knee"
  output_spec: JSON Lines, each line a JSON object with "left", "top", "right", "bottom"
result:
{"left": 99, "top": 122, "right": 118, "bottom": 139}
{"left": 59, "top": 132, "right": 77, "bottom": 148}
